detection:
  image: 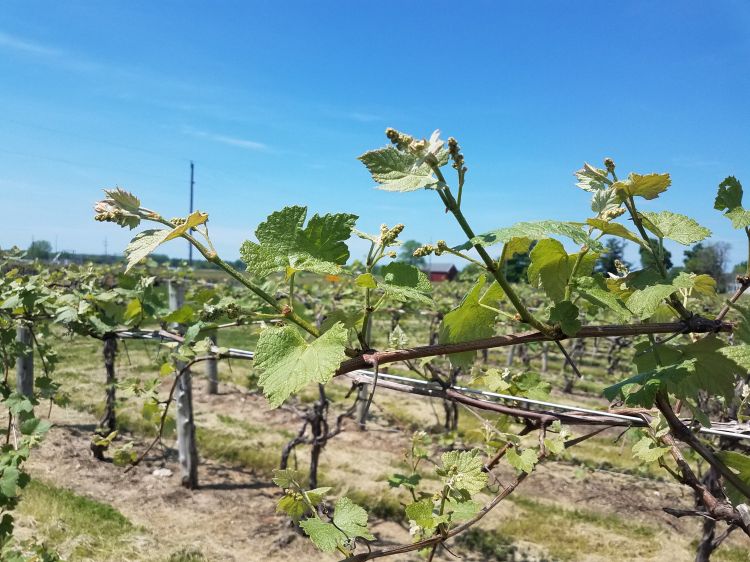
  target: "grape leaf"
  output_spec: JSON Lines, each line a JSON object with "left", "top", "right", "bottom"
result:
{"left": 437, "top": 449, "right": 487, "bottom": 496}
{"left": 527, "top": 239, "right": 572, "bottom": 303}
{"left": 358, "top": 146, "right": 440, "bottom": 192}
{"left": 0, "top": 467, "right": 20, "bottom": 498}
{"left": 439, "top": 275, "right": 504, "bottom": 368}
{"left": 548, "top": 300, "right": 581, "bottom": 337}
{"left": 625, "top": 272, "right": 696, "bottom": 320}
{"left": 379, "top": 262, "right": 433, "bottom": 305}
{"left": 574, "top": 274, "right": 631, "bottom": 321}
{"left": 300, "top": 497, "right": 374, "bottom": 553}
{"left": 456, "top": 220, "right": 601, "bottom": 252}
{"left": 632, "top": 436, "right": 670, "bottom": 463}
{"left": 591, "top": 187, "right": 621, "bottom": 217}
{"left": 105, "top": 187, "right": 140, "bottom": 212}
{"left": 240, "top": 206, "right": 357, "bottom": 278}
{"left": 641, "top": 211, "right": 710, "bottom": 245}
{"left": 613, "top": 172, "right": 671, "bottom": 200}
{"left": 164, "top": 211, "right": 209, "bottom": 241}
{"left": 447, "top": 499, "right": 480, "bottom": 522}
{"left": 254, "top": 322, "right": 348, "bottom": 407}
{"left": 605, "top": 336, "right": 741, "bottom": 408}
{"left": 716, "top": 451, "right": 750, "bottom": 506}
{"left": 405, "top": 499, "right": 442, "bottom": 531}
{"left": 714, "top": 176, "right": 750, "bottom": 229}
{"left": 506, "top": 447, "right": 539, "bottom": 474}
{"left": 586, "top": 218, "right": 644, "bottom": 247}
{"left": 714, "top": 176, "right": 743, "bottom": 212}
{"left": 574, "top": 163, "right": 611, "bottom": 192}
{"left": 124, "top": 229, "right": 171, "bottom": 272}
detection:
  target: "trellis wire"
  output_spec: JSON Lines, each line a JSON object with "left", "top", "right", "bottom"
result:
{"left": 113, "top": 330, "right": 750, "bottom": 441}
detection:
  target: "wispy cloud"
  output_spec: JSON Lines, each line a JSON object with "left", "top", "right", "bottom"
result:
{"left": 346, "top": 111, "right": 382, "bottom": 123}
{"left": 0, "top": 30, "right": 101, "bottom": 73}
{"left": 0, "top": 31, "right": 62, "bottom": 57}
{"left": 183, "top": 127, "right": 269, "bottom": 152}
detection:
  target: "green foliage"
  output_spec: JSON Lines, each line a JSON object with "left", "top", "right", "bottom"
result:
{"left": 641, "top": 211, "right": 711, "bottom": 245}
{"left": 548, "top": 301, "right": 581, "bottom": 337}
{"left": 715, "top": 451, "right": 750, "bottom": 506}
{"left": 439, "top": 275, "right": 504, "bottom": 368}
{"left": 273, "top": 469, "right": 373, "bottom": 555}
{"left": 528, "top": 239, "right": 595, "bottom": 303}
{"left": 26, "top": 240, "right": 53, "bottom": 261}
{"left": 378, "top": 262, "right": 433, "bottom": 305}
{"left": 437, "top": 449, "right": 488, "bottom": 497}
{"left": 240, "top": 206, "right": 357, "bottom": 277}
{"left": 595, "top": 238, "right": 630, "bottom": 275}
{"left": 397, "top": 240, "right": 426, "bottom": 267}
{"left": 456, "top": 220, "right": 601, "bottom": 252}
{"left": 612, "top": 172, "right": 671, "bottom": 200}
{"left": 714, "top": 176, "right": 750, "bottom": 228}
{"left": 254, "top": 322, "right": 348, "bottom": 407}
{"left": 87, "top": 128, "right": 750, "bottom": 559}
{"left": 358, "top": 146, "right": 441, "bottom": 192}
{"left": 506, "top": 447, "right": 539, "bottom": 474}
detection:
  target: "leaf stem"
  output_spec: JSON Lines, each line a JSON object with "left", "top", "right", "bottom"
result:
{"left": 180, "top": 230, "right": 321, "bottom": 338}
{"left": 432, "top": 175, "right": 551, "bottom": 334}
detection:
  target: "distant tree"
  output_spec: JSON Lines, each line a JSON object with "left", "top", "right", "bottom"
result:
{"left": 684, "top": 242, "right": 730, "bottom": 291}
{"left": 458, "top": 263, "right": 483, "bottom": 280}
{"left": 734, "top": 261, "right": 747, "bottom": 275}
{"left": 639, "top": 240, "right": 672, "bottom": 271}
{"left": 504, "top": 251, "right": 531, "bottom": 283}
{"left": 398, "top": 240, "right": 425, "bottom": 267}
{"left": 596, "top": 238, "right": 630, "bottom": 275}
{"left": 27, "top": 240, "right": 52, "bottom": 260}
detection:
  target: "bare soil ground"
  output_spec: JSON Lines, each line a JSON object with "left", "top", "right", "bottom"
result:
{"left": 16, "top": 382, "right": 745, "bottom": 562}
{"left": 14, "top": 334, "right": 750, "bottom": 561}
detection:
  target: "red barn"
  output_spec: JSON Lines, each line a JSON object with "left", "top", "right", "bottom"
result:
{"left": 422, "top": 263, "right": 458, "bottom": 282}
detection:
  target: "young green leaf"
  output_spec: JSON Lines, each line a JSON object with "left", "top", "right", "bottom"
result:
{"left": 299, "top": 497, "right": 374, "bottom": 553}
{"left": 632, "top": 436, "right": 670, "bottom": 463}
{"left": 574, "top": 274, "right": 631, "bottom": 321}
{"left": 124, "top": 230, "right": 171, "bottom": 272}
{"left": 574, "top": 163, "right": 612, "bottom": 192}
{"left": 254, "top": 322, "right": 348, "bottom": 407}
{"left": 506, "top": 447, "right": 539, "bottom": 474}
{"left": 456, "top": 221, "right": 601, "bottom": 252}
{"left": 548, "top": 301, "right": 581, "bottom": 337}
{"left": 378, "top": 262, "right": 433, "bottom": 305}
{"left": 439, "top": 275, "right": 504, "bottom": 368}
{"left": 640, "top": 211, "right": 710, "bottom": 245}
{"left": 437, "top": 449, "right": 488, "bottom": 496}
{"left": 527, "top": 239, "right": 570, "bottom": 303}
{"left": 358, "top": 146, "right": 440, "bottom": 192}
{"left": 716, "top": 450, "right": 750, "bottom": 506}
{"left": 164, "top": 211, "right": 209, "bottom": 241}
{"left": 240, "top": 206, "right": 357, "bottom": 278}
{"left": 612, "top": 173, "right": 671, "bottom": 200}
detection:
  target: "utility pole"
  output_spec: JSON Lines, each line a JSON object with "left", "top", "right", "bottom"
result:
{"left": 188, "top": 161, "right": 194, "bottom": 265}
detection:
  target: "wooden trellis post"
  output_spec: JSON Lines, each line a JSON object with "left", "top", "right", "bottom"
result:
{"left": 101, "top": 335, "right": 118, "bottom": 433}
{"left": 169, "top": 280, "right": 198, "bottom": 489}
{"left": 15, "top": 324, "right": 33, "bottom": 399}
{"left": 205, "top": 329, "right": 218, "bottom": 395}
{"left": 357, "top": 383, "right": 369, "bottom": 430}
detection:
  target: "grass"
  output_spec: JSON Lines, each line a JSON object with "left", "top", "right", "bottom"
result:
{"left": 454, "top": 528, "right": 548, "bottom": 562}
{"left": 496, "top": 495, "right": 660, "bottom": 561}
{"left": 16, "top": 479, "right": 146, "bottom": 561}
{"left": 715, "top": 544, "right": 750, "bottom": 562}
{"left": 195, "top": 426, "right": 282, "bottom": 476}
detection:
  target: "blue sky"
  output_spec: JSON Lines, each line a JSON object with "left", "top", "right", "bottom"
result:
{"left": 2, "top": 1, "right": 750, "bottom": 268}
